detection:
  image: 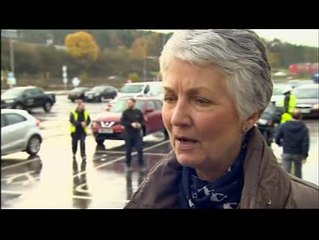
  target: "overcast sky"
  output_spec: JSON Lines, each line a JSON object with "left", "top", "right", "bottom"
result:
{"left": 252, "top": 29, "right": 318, "bottom": 47}
{"left": 150, "top": 29, "right": 318, "bottom": 47}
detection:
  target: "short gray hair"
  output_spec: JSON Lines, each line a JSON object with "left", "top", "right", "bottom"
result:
{"left": 159, "top": 29, "right": 272, "bottom": 120}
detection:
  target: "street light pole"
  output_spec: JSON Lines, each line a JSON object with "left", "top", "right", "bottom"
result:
{"left": 144, "top": 56, "right": 158, "bottom": 82}
{"left": 9, "top": 39, "right": 14, "bottom": 73}
{"left": 143, "top": 59, "right": 147, "bottom": 82}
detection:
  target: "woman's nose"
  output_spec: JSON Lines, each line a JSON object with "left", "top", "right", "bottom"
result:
{"left": 170, "top": 101, "right": 191, "bottom": 126}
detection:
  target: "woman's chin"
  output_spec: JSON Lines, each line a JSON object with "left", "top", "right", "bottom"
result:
{"left": 176, "top": 153, "right": 199, "bottom": 167}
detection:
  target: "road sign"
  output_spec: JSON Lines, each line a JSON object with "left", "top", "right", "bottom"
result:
{"left": 62, "top": 65, "right": 67, "bottom": 85}
{"left": 72, "top": 77, "right": 80, "bottom": 87}
{"left": 7, "top": 77, "right": 16, "bottom": 86}
{"left": 8, "top": 72, "right": 14, "bottom": 78}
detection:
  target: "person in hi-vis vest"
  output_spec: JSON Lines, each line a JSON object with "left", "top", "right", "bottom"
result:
{"left": 280, "top": 88, "right": 297, "bottom": 124}
{"left": 70, "top": 99, "right": 91, "bottom": 162}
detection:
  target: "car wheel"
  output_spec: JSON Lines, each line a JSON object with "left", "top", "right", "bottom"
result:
{"left": 26, "top": 135, "right": 41, "bottom": 156}
{"left": 43, "top": 101, "right": 52, "bottom": 112}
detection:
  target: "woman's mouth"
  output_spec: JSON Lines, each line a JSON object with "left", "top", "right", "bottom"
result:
{"left": 174, "top": 136, "right": 199, "bottom": 149}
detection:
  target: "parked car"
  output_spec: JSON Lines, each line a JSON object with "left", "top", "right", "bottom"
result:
{"left": 257, "top": 102, "right": 283, "bottom": 146}
{"left": 116, "top": 81, "right": 164, "bottom": 100}
{"left": 292, "top": 83, "right": 319, "bottom": 118}
{"left": 1, "top": 86, "right": 56, "bottom": 112}
{"left": 287, "top": 79, "right": 315, "bottom": 89}
{"left": 91, "top": 97, "right": 167, "bottom": 144}
{"left": 67, "top": 87, "right": 91, "bottom": 102}
{"left": 84, "top": 85, "right": 117, "bottom": 102}
{"left": 1, "top": 109, "right": 42, "bottom": 156}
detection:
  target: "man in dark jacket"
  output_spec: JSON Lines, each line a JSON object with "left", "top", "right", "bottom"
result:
{"left": 70, "top": 100, "right": 91, "bottom": 163}
{"left": 121, "top": 98, "right": 145, "bottom": 171}
{"left": 275, "top": 109, "right": 309, "bottom": 179}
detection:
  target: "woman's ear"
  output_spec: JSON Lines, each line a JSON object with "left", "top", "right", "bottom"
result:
{"left": 242, "top": 112, "right": 260, "bottom": 133}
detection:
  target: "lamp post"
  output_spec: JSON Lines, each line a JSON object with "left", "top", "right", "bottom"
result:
{"left": 143, "top": 56, "right": 158, "bottom": 82}
{"left": 143, "top": 59, "right": 147, "bottom": 82}
{"left": 9, "top": 39, "right": 15, "bottom": 74}
{"left": 7, "top": 40, "right": 16, "bottom": 88}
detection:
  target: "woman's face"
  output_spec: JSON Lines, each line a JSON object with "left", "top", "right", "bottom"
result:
{"left": 162, "top": 60, "right": 245, "bottom": 180}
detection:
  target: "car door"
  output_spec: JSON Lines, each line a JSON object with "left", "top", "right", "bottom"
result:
{"left": 1, "top": 112, "right": 27, "bottom": 155}
{"left": 144, "top": 100, "right": 163, "bottom": 134}
{"left": 30, "top": 88, "right": 45, "bottom": 107}
{"left": 110, "top": 87, "right": 117, "bottom": 99}
{"left": 153, "top": 100, "right": 165, "bottom": 130}
{"left": 22, "top": 89, "right": 36, "bottom": 108}
{"left": 103, "top": 87, "right": 113, "bottom": 99}
{"left": 22, "top": 88, "right": 43, "bottom": 108}
{"left": 106, "top": 86, "right": 117, "bottom": 99}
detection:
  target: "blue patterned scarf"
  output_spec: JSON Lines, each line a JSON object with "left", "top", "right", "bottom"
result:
{"left": 177, "top": 143, "right": 247, "bottom": 209}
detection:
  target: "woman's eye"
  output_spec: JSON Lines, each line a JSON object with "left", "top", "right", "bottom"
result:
{"left": 164, "top": 96, "right": 176, "bottom": 103}
{"left": 193, "top": 97, "right": 211, "bottom": 105}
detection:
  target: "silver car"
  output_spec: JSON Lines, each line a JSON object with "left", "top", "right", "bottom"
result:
{"left": 292, "top": 83, "right": 319, "bottom": 118}
{"left": 1, "top": 109, "right": 42, "bottom": 156}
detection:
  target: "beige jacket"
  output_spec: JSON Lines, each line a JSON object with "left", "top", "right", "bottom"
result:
{"left": 125, "top": 127, "right": 319, "bottom": 209}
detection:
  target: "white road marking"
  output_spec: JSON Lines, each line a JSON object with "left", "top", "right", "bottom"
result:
{"left": 1, "top": 158, "right": 40, "bottom": 170}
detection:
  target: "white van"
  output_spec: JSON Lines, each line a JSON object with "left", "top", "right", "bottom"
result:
{"left": 116, "top": 81, "right": 163, "bottom": 100}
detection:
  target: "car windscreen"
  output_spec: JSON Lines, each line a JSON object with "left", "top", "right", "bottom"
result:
{"left": 109, "top": 99, "right": 143, "bottom": 113}
{"left": 261, "top": 104, "right": 276, "bottom": 118}
{"left": 273, "top": 85, "right": 287, "bottom": 95}
{"left": 293, "top": 88, "right": 319, "bottom": 99}
{"left": 90, "top": 86, "right": 106, "bottom": 93}
{"left": 119, "top": 84, "right": 144, "bottom": 93}
{"left": 71, "top": 87, "right": 87, "bottom": 93}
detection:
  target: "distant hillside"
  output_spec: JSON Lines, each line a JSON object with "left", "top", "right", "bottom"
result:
{"left": 1, "top": 30, "right": 317, "bottom": 90}
{"left": 17, "top": 29, "right": 161, "bottom": 50}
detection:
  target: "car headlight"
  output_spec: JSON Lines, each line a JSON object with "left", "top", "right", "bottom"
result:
{"left": 312, "top": 103, "right": 319, "bottom": 109}
{"left": 5, "top": 99, "right": 14, "bottom": 103}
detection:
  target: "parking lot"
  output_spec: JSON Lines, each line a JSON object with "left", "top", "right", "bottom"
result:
{"left": 1, "top": 95, "right": 318, "bottom": 208}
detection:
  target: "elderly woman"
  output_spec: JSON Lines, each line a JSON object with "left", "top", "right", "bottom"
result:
{"left": 125, "top": 30, "right": 318, "bottom": 209}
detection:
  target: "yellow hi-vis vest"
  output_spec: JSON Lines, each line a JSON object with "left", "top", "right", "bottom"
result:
{"left": 70, "top": 109, "right": 89, "bottom": 133}
{"left": 280, "top": 94, "right": 297, "bottom": 114}
{"left": 280, "top": 112, "right": 293, "bottom": 124}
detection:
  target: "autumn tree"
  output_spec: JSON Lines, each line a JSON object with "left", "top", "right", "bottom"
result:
{"left": 130, "top": 37, "right": 147, "bottom": 60}
{"left": 64, "top": 31, "right": 100, "bottom": 62}
{"left": 145, "top": 32, "right": 164, "bottom": 57}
